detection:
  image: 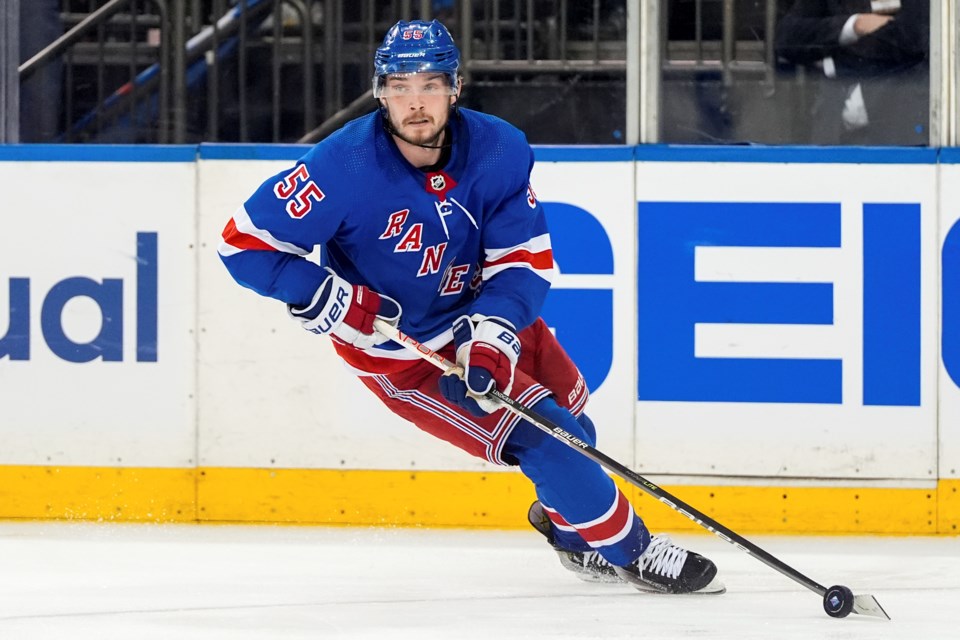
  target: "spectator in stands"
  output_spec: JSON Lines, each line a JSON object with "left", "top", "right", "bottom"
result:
{"left": 775, "top": 0, "right": 929, "bottom": 145}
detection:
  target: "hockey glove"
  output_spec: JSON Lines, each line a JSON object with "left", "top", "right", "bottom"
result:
{"left": 438, "top": 314, "right": 520, "bottom": 416}
{"left": 288, "top": 267, "right": 401, "bottom": 349}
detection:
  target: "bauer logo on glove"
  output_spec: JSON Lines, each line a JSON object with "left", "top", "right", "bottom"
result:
{"left": 439, "top": 314, "right": 521, "bottom": 416}
{"left": 288, "top": 267, "right": 401, "bottom": 350}
{"left": 303, "top": 282, "right": 350, "bottom": 334}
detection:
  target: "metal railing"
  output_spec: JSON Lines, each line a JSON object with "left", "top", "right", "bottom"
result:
{"left": 17, "top": 0, "right": 317, "bottom": 142}
{"left": 19, "top": 0, "right": 175, "bottom": 142}
{"left": 16, "top": 0, "right": 933, "bottom": 145}
{"left": 460, "top": 0, "right": 628, "bottom": 75}
{"left": 1, "top": 0, "right": 19, "bottom": 142}
{"left": 662, "top": 0, "right": 778, "bottom": 86}
{"left": 14, "top": 0, "right": 639, "bottom": 143}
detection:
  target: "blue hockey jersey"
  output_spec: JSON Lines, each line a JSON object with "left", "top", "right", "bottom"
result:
{"left": 219, "top": 108, "right": 554, "bottom": 374}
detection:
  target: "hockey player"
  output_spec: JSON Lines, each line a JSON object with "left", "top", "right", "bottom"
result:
{"left": 219, "top": 18, "right": 722, "bottom": 595}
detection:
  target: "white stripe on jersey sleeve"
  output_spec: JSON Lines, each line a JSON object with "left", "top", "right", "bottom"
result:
{"left": 481, "top": 233, "right": 555, "bottom": 282}
{"left": 217, "top": 205, "right": 311, "bottom": 258}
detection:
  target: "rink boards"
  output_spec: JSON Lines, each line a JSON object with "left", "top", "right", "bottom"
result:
{"left": 0, "top": 144, "right": 958, "bottom": 534}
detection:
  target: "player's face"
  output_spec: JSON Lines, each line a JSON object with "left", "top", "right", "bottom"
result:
{"left": 380, "top": 73, "right": 459, "bottom": 147}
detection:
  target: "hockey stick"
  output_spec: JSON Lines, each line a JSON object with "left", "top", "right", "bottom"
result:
{"left": 373, "top": 319, "right": 890, "bottom": 620}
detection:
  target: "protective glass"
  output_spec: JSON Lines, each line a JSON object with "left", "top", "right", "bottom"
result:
{"left": 374, "top": 73, "right": 458, "bottom": 99}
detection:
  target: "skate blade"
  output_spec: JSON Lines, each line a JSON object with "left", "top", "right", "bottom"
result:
{"left": 625, "top": 576, "right": 726, "bottom": 595}
{"left": 574, "top": 573, "right": 627, "bottom": 585}
{"left": 689, "top": 576, "right": 726, "bottom": 595}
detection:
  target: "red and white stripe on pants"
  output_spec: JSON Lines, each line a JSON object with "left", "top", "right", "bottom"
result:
{"left": 359, "top": 317, "right": 588, "bottom": 465}
{"left": 541, "top": 489, "right": 636, "bottom": 549}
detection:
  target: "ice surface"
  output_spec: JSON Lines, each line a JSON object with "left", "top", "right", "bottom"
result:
{"left": 0, "top": 521, "right": 956, "bottom": 639}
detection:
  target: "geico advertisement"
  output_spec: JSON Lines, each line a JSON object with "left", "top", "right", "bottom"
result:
{"left": 4, "top": 152, "right": 953, "bottom": 481}
{"left": 633, "top": 161, "right": 940, "bottom": 481}
{"left": 0, "top": 160, "right": 197, "bottom": 467}
{"left": 531, "top": 160, "right": 636, "bottom": 464}
{"left": 939, "top": 162, "right": 960, "bottom": 481}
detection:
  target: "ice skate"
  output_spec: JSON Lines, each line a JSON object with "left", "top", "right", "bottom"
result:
{"left": 614, "top": 535, "right": 725, "bottom": 595}
{"left": 527, "top": 501, "right": 624, "bottom": 584}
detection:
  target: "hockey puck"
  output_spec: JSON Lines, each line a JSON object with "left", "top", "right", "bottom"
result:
{"left": 823, "top": 584, "right": 855, "bottom": 618}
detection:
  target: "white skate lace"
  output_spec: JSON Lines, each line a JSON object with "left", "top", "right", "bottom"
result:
{"left": 639, "top": 536, "right": 688, "bottom": 579}
{"left": 582, "top": 550, "right": 614, "bottom": 569}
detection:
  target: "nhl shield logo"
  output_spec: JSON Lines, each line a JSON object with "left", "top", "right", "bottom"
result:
{"left": 424, "top": 171, "right": 457, "bottom": 200}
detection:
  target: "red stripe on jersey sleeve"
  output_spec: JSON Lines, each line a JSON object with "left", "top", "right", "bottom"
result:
{"left": 483, "top": 248, "right": 553, "bottom": 270}
{"left": 221, "top": 218, "right": 277, "bottom": 252}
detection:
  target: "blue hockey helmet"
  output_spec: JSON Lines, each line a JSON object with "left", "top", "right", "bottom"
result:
{"left": 373, "top": 20, "right": 461, "bottom": 98}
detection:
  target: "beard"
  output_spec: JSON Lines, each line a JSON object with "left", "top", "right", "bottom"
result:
{"left": 389, "top": 112, "right": 449, "bottom": 148}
